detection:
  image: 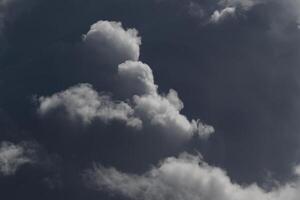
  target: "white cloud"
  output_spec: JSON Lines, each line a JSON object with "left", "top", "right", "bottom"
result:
{"left": 38, "top": 83, "right": 142, "bottom": 128}
{"left": 83, "top": 20, "right": 141, "bottom": 66}
{"left": 0, "top": 141, "right": 37, "bottom": 176}
{"left": 210, "top": 7, "right": 236, "bottom": 23}
{"left": 37, "top": 80, "right": 213, "bottom": 140}
{"left": 84, "top": 153, "right": 300, "bottom": 200}
{"left": 133, "top": 90, "right": 213, "bottom": 139}
{"left": 118, "top": 61, "right": 157, "bottom": 96}
{"left": 117, "top": 60, "right": 213, "bottom": 139}
{"left": 37, "top": 20, "right": 213, "bottom": 141}
{"left": 283, "top": 0, "right": 300, "bottom": 28}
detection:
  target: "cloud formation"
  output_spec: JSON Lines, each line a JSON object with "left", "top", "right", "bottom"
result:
{"left": 84, "top": 153, "right": 300, "bottom": 200}
{"left": 38, "top": 83, "right": 142, "bottom": 128}
{"left": 118, "top": 61, "right": 157, "bottom": 96}
{"left": 82, "top": 20, "right": 141, "bottom": 66}
{"left": 37, "top": 20, "right": 213, "bottom": 140}
{"left": 0, "top": 141, "right": 37, "bottom": 176}
{"left": 117, "top": 60, "right": 214, "bottom": 139}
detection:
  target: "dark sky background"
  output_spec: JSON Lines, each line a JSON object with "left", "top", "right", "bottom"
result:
{"left": 1, "top": 0, "right": 300, "bottom": 199}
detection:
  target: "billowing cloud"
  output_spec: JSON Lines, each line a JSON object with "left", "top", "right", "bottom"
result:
{"left": 38, "top": 83, "right": 142, "bottom": 128}
{"left": 37, "top": 78, "right": 213, "bottom": 139}
{"left": 37, "top": 20, "right": 213, "bottom": 140}
{"left": 82, "top": 20, "right": 141, "bottom": 66}
{"left": 84, "top": 153, "right": 300, "bottom": 200}
{"left": 210, "top": 7, "right": 236, "bottom": 23}
{"left": 0, "top": 141, "right": 37, "bottom": 176}
{"left": 118, "top": 61, "right": 157, "bottom": 96}
{"left": 131, "top": 86, "right": 214, "bottom": 139}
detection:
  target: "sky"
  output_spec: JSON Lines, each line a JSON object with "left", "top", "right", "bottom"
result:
{"left": 1, "top": 0, "right": 300, "bottom": 199}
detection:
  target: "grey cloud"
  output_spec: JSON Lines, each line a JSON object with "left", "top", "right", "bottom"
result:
{"left": 84, "top": 153, "right": 300, "bottom": 200}
{"left": 37, "top": 77, "right": 213, "bottom": 140}
{"left": 132, "top": 85, "right": 214, "bottom": 139}
{"left": 118, "top": 61, "right": 157, "bottom": 96}
{"left": 187, "top": 1, "right": 206, "bottom": 19}
{"left": 218, "top": 0, "right": 266, "bottom": 10}
{"left": 38, "top": 83, "right": 142, "bottom": 128}
{"left": 210, "top": 7, "right": 236, "bottom": 23}
{"left": 37, "top": 20, "right": 213, "bottom": 141}
{"left": 82, "top": 20, "right": 141, "bottom": 66}
{"left": 0, "top": 141, "right": 37, "bottom": 176}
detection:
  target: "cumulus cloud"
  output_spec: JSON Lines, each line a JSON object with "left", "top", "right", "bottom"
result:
{"left": 38, "top": 83, "right": 142, "bottom": 128}
{"left": 118, "top": 61, "right": 158, "bottom": 96}
{"left": 37, "top": 20, "right": 213, "bottom": 140}
{"left": 118, "top": 60, "right": 214, "bottom": 139}
{"left": 82, "top": 20, "right": 141, "bottom": 66}
{"left": 37, "top": 80, "right": 213, "bottom": 139}
{"left": 210, "top": 7, "right": 236, "bottom": 23}
{"left": 132, "top": 88, "right": 213, "bottom": 139}
{"left": 0, "top": 141, "right": 37, "bottom": 176}
{"left": 84, "top": 153, "right": 300, "bottom": 200}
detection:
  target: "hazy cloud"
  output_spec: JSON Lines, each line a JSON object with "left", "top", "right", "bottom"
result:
{"left": 0, "top": 141, "right": 37, "bottom": 176}
{"left": 118, "top": 61, "right": 157, "bottom": 96}
{"left": 132, "top": 87, "right": 214, "bottom": 139}
{"left": 210, "top": 7, "right": 236, "bottom": 23}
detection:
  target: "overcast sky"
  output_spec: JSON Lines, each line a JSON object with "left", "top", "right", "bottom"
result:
{"left": 1, "top": 0, "right": 300, "bottom": 199}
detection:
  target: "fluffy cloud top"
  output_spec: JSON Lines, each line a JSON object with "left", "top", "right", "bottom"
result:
{"left": 0, "top": 141, "right": 37, "bottom": 176}
{"left": 117, "top": 60, "right": 212, "bottom": 139}
{"left": 132, "top": 87, "right": 213, "bottom": 139}
{"left": 84, "top": 153, "right": 300, "bottom": 200}
{"left": 38, "top": 60, "right": 213, "bottom": 140}
{"left": 38, "top": 83, "right": 142, "bottom": 128}
{"left": 210, "top": 7, "right": 236, "bottom": 23}
{"left": 83, "top": 20, "right": 141, "bottom": 66}
{"left": 118, "top": 61, "right": 158, "bottom": 96}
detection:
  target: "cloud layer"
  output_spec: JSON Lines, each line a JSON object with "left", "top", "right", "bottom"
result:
{"left": 84, "top": 153, "right": 300, "bottom": 200}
